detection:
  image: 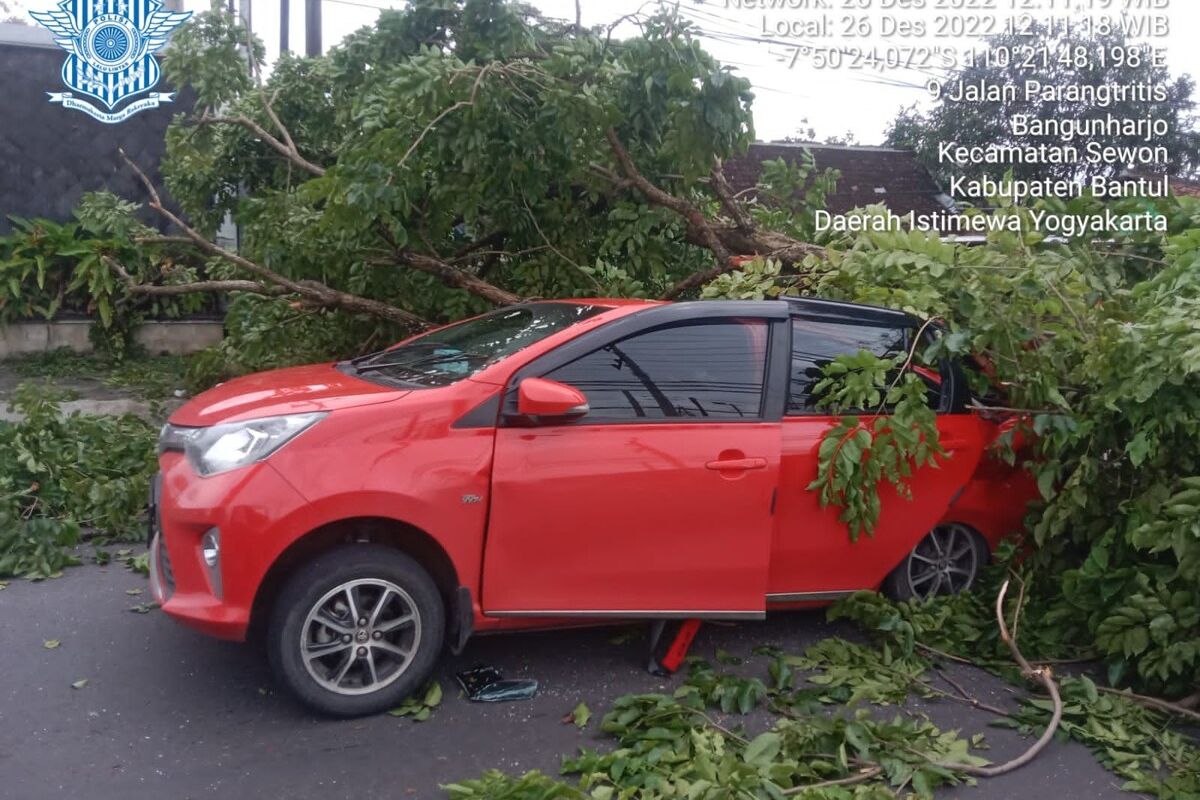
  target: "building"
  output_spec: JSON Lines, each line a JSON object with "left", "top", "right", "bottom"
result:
{"left": 723, "top": 141, "right": 954, "bottom": 221}
{"left": 0, "top": 21, "right": 183, "bottom": 233}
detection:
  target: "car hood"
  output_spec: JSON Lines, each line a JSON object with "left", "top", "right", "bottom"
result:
{"left": 169, "top": 363, "right": 407, "bottom": 427}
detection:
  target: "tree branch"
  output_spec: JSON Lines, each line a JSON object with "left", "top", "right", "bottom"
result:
{"left": 600, "top": 128, "right": 824, "bottom": 300}
{"left": 103, "top": 256, "right": 286, "bottom": 297}
{"left": 239, "top": 14, "right": 306, "bottom": 171}
{"left": 133, "top": 235, "right": 195, "bottom": 246}
{"left": 1097, "top": 686, "right": 1200, "bottom": 725}
{"left": 928, "top": 666, "right": 1010, "bottom": 718}
{"left": 604, "top": 127, "right": 734, "bottom": 269}
{"left": 393, "top": 250, "right": 522, "bottom": 306}
{"left": 710, "top": 158, "right": 754, "bottom": 232}
{"left": 398, "top": 64, "right": 494, "bottom": 172}
{"left": 116, "top": 149, "right": 427, "bottom": 329}
{"left": 375, "top": 223, "right": 521, "bottom": 306}
{"left": 781, "top": 767, "right": 883, "bottom": 796}
{"left": 193, "top": 113, "right": 326, "bottom": 177}
{"left": 937, "top": 580, "right": 1063, "bottom": 778}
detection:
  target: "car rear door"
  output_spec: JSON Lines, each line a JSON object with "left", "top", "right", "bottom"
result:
{"left": 767, "top": 302, "right": 987, "bottom": 601}
{"left": 481, "top": 302, "right": 790, "bottom": 618}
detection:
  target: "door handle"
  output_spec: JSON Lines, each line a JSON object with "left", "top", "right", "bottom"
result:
{"left": 706, "top": 457, "right": 767, "bottom": 471}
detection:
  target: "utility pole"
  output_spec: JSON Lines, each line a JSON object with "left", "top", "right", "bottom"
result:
{"left": 237, "top": 0, "right": 252, "bottom": 71}
{"left": 238, "top": 0, "right": 251, "bottom": 37}
{"left": 279, "top": 0, "right": 289, "bottom": 54}
{"left": 305, "top": 0, "right": 320, "bottom": 56}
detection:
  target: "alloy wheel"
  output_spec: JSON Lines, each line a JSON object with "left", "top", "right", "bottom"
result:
{"left": 300, "top": 578, "right": 422, "bottom": 696}
{"left": 906, "top": 523, "right": 979, "bottom": 600}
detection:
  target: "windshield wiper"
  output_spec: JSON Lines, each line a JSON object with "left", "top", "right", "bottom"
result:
{"left": 347, "top": 348, "right": 390, "bottom": 366}
{"left": 354, "top": 360, "right": 428, "bottom": 376}
{"left": 354, "top": 350, "right": 491, "bottom": 376}
{"left": 348, "top": 340, "right": 442, "bottom": 366}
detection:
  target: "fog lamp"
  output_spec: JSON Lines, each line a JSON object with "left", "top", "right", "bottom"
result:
{"left": 201, "top": 528, "right": 220, "bottom": 568}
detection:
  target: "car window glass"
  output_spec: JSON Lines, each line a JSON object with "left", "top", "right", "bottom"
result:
{"left": 544, "top": 320, "right": 768, "bottom": 421}
{"left": 788, "top": 318, "right": 908, "bottom": 414}
{"left": 353, "top": 303, "right": 603, "bottom": 386}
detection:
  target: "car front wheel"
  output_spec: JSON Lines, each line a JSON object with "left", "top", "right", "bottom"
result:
{"left": 267, "top": 544, "right": 445, "bottom": 717}
{"left": 882, "top": 523, "right": 985, "bottom": 602}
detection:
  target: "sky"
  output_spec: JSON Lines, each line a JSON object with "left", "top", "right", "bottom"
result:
{"left": 12, "top": 0, "right": 1200, "bottom": 144}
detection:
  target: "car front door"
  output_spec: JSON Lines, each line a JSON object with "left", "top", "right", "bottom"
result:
{"left": 768, "top": 303, "right": 987, "bottom": 602}
{"left": 481, "top": 302, "right": 790, "bottom": 619}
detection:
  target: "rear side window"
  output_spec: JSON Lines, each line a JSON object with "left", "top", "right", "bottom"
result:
{"left": 788, "top": 318, "right": 908, "bottom": 414}
{"left": 543, "top": 320, "right": 768, "bottom": 421}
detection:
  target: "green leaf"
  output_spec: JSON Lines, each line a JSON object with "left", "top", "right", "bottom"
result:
{"left": 742, "top": 732, "right": 781, "bottom": 766}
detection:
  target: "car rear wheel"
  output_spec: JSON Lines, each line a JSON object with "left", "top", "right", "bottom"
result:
{"left": 267, "top": 544, "right": 445, "bottom": 717}
{"left": 883, "top": 523, "right": 985, "bottom": 602}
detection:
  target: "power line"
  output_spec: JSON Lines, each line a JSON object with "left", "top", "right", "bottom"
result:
{"left": 676, "top": 4, "right": 952, "bottom": 85}
{"left": 320, "top": 0, "right": 395, "bottom": 11}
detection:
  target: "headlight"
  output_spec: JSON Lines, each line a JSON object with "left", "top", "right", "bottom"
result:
{"left": 159, "top": 412, "right": 326, "bottom": 477}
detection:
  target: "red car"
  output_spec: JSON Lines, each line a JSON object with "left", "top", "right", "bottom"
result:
{"left": 149, "top": 297, "right": 1036, "bottom": 715}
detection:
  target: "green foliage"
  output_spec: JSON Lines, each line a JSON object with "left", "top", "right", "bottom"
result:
{"left": 753, "top": 154, "right": 841, "bottom": 243}
{"left": 676, "top": 659, "right": 768, "bottom": 714}
{"left": 1000, "top": 676, "right": 1200, "bottom": 798}
{"left": 700, "top": 189, "right": 1200, "bottom": 695}
{"left": 829, "top": 590, "right": 995, "bottom": 663}
{"left": 785, "top": 638, "right": 932, "bottom": 707}
{"left": 6, "top": 348, "right": 187, "bottom": 401}
{"left": 444, "top": 771, "right": 584, "bottom": 799}
{"left": 447, "top": 647, "right": 990, "bottom": 799}
{"left": 0, "top": 204, "right": 213, "bottom": 334}
{"left": 0, "top": 513, "right": 81, "bottom": 580}
{"left": 806, "top": 353, "right": 943, "bottom": 540}
{"left": 832, "top": 588, "right": 1200, "bottom": 797}
{"left": 0, "top": 214, "right": 127, "bottom": 327}
{"left": 386, "top": 680, "right": 443, "bottom": 721}
{"left": 127, "top": 0, "right": 758, "bottom": 373}
{"left": 0, "top": 384, "right": 158, "bottom": 578}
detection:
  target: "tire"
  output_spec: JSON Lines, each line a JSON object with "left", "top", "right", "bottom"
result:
{"left": 882, "top": 523, "right": 987, "bottom": 602}
{"left": 267, "top": 544, "right": 445, "bottom": 717}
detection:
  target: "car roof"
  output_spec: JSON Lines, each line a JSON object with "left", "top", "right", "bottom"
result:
{"left": 543, "top": 298, "right": 666, "bottom": 308}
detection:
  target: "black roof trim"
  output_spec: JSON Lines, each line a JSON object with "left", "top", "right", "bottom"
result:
{"left": 777, "top": 296, "right": 921, "bottom": 326}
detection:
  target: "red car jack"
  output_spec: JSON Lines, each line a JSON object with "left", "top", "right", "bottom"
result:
{"left": 647, "top": 619, "right": 703, "bottom": 676}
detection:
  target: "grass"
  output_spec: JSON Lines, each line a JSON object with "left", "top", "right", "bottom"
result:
{"left": 3, "top": 348, "right": 188, "bottom": 401}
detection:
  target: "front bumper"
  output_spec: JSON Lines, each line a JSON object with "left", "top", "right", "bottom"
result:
{"left": 150, "top": 455, "right": 311, "bottom": 641}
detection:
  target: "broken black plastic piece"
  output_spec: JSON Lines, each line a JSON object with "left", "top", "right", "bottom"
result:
{"left": 456, "top": 665, "right": 538, "bottom": 702}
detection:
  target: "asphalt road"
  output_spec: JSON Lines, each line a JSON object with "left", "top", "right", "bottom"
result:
{"left": 0, "top": 557, "right": 1128, "bottom": 800}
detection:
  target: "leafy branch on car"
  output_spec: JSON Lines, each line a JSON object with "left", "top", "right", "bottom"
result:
{"left": 806, "top": 351, "right": 943, "bottom": 540}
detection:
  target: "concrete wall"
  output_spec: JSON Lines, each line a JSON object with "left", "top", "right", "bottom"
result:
{"left": 0, "top": 22, "right": 189, "bottom": 233}
{"left": 0, "top": 320, "right": 224, "bottom": 357}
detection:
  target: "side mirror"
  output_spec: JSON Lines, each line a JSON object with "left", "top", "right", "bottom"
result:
{"left": 517, "top": 377, "right": 589, "bottom": 422}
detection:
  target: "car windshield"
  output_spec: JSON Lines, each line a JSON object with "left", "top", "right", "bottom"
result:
{"left": 349, "top": 302, "right": 605, "bottom": 387}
